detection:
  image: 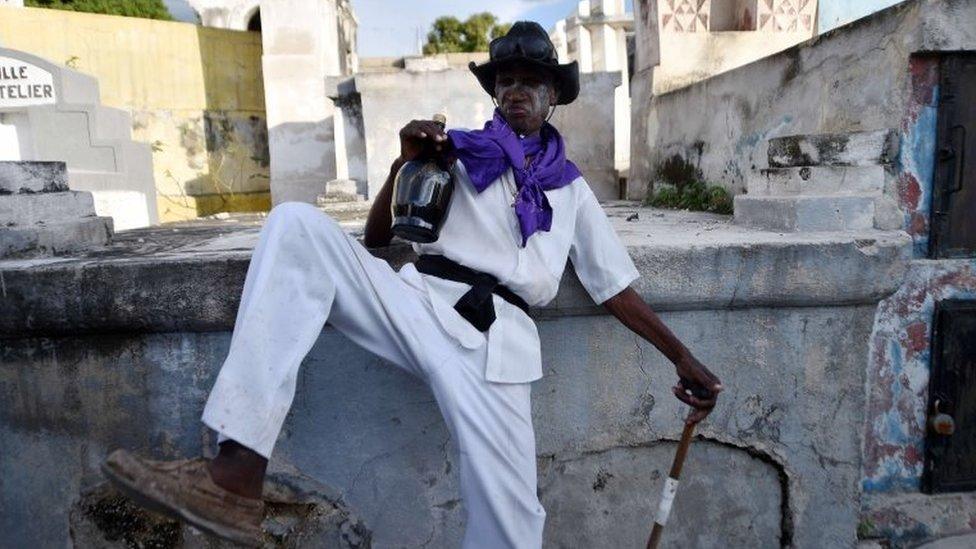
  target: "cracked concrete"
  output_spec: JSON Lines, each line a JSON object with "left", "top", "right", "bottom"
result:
{"left": 0, "top": 207, "right": 910, "bottom": 546}
{"left": 69, "top": 467, "right": 371, "bottom": 548}
{"left": 538, "top": 441, "right": 783, "bottom": 548}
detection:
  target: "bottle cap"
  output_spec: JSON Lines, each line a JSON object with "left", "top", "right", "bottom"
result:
{"left": 432, "top": 113, "right": 447, "bottom": 126}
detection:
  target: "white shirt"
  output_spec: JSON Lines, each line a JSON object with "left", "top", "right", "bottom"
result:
{"left": 397, "top": 160, "right": 639, "bottom": 383}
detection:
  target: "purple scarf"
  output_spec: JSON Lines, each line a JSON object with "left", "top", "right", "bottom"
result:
{"left": 448, "top": 109, "right": 581, "bottom": 246}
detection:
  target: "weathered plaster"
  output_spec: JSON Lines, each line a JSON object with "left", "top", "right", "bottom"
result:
{"left": 855, "top": 41, "right": 976, "bottom": 547}
{"left": 861, "top": 490, "right": 976, "bottom": 546}
{"left": 0, "top": 207, "right": 911, "bottom": 547}
{"left": 0, "top": 303, "right": 877, "bottom": 547}
{"left": 894, "top": 55, "right": 939, "bottom": 255}
{"left": 863, "top": 262, "right": 976, "bottom": 495}
{"left": 628, "top": 0, "right": 976, "bottom": 206}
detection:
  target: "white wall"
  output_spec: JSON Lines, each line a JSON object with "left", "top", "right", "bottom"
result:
{"left": 818, "top": 0, "right": 906, "bottom": 32}
{"left": 353, "top": 68, "right": 623, "bottom": 200}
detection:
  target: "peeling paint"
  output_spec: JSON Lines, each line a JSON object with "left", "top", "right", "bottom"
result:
{"left": 896, "top": 55, "right": 940, "bottom": 255}
{"left": 863, "top": 261, "right": 976, "bottom": 495}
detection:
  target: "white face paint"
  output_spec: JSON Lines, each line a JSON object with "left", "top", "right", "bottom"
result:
{"left": 494, "top": 64, "right": 557, "bottom": 136}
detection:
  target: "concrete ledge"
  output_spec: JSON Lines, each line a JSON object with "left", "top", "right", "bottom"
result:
{"left": 0, "top": 205, "right": 913, "bottom": 337}
{"left": 734, "top": 194, "right": 877, "bottom": 232}
{"left": 746, "top": 165, "right": 885, "bottom": 196}
{"left": 0, "top": 216, "right": 113, "bottom": 258}
{"left": 0, "top": 161, "right": 68, "bottom": 194}
{"left": 767, "top": 129, "right": 897, "bottom": 168}
{"left": 0, "top": 191, "right": 96, "bottom": 225}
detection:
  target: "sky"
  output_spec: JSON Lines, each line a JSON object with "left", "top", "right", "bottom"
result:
{"left": 163, "top": 0, "right": 633, "bottom": 58}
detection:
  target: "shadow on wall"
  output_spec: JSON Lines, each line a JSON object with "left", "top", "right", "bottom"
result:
{"left": 152, "top": 25, "right": 271, "bottom": 220}
{"left": 264, "top": 119, "right": 340, "bottom": 205}
{"left": 179, "top": 113, "right": 271, "bottom": 217}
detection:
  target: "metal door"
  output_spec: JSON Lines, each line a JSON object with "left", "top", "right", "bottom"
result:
{"left": 922, "top": 300, "right": 976, "bottom": 493}
{"left": 931, "top": 54, "right": 976, "bottom": 258}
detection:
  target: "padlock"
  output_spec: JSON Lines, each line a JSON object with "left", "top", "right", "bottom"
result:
{"left": 929, "top": 412, "right": 956, "bottom": 436}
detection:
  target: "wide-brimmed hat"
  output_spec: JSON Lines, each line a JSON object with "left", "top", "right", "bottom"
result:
{"left": 469, "top": 21, "right": 580, "bottom": 105}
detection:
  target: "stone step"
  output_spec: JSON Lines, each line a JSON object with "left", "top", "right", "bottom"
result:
{"left": 747, "top": 165, "right": 885, "bottom": 196}
{"left": 768, "top": 129, "right": 897, "bottom": 168}
{"left": 317, "top": 192, "right": 365, "bottom": 204}
{"left": 0, "top": 216, "right": 112, "bottom": 258}
{"left": 0, "top": 191, "right": 97, "bottom": 225}
{"left": 734, "top": 194, "right": 876, "bottom": 232}
{"left": 317, "top": 179, "right": 366, "bottom": 206}
{"left": 325, "top": 178, "right": 360, "bottom": 196}
{"left": 0, "top": 161, "right": 69, "bottom": 194}
{"left": 317, "top": 198, "right": 372, "bottom": 221}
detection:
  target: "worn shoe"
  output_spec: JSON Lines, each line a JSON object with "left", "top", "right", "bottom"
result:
{"left": 101, "top": 449, "right": 264, "bottom": 546}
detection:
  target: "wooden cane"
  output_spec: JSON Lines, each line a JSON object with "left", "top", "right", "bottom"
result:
{"left": 646, "top": 419, "right": 697, "bottom": 549}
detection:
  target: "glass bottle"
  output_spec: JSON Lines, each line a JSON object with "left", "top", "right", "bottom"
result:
{"left": 390, "top": 113, "right": 456, "bottom": 243}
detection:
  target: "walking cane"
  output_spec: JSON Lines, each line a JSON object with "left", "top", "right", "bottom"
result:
{"left": 646, "top": 413, "right": 697, "bottom": 549}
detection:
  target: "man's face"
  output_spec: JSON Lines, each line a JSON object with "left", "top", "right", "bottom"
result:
{"left": 494, "top": 63, "right": 558, "bottom": 136}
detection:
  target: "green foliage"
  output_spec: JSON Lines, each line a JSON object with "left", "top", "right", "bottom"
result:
{"left": 644, "top": 154, "right": 733, "bottom": 214}
{"left": 25, "top": 0, "right": 172, "bottom": 20}
{"left": 856, "top": 518, "right": 876, "bottom": 540}
{"left": 645, "top": 181, "right": 733, "bottom": 214}
{"left": 423, "top": 12, "right": 510, "bottom": 54}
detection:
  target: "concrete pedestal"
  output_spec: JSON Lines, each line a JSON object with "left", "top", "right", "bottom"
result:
{"left": 0, "top": 160, "right": 112, "bottom": 257}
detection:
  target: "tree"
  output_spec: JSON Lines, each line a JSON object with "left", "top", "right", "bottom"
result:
{"left": 25, "top": 0, "right": 172, "bottom": 20}
{"left": 423, "top": 12, "right": 511, "bottom": 55}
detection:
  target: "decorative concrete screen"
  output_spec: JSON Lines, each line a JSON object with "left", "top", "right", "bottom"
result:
{"left": 757, "top": 0, "right": 817, "bottom": 32}
{"left": 653, "top": 0, "right": 818, "bottom": 94}
{"left": 659, "top": 0, "right": 711, "bottom": 32}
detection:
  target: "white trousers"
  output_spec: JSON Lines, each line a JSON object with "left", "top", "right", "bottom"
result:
{"left": 201, "top": 202, "right": 546, "bottom": 548}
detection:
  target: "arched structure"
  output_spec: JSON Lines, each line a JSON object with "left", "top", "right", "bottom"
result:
{"left": 185, "top": 0, "right": 261, "bottom": 30}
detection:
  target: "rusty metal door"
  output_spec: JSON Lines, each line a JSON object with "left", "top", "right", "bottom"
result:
{"left": 931, "top": 54, "right": 976, "bottom": 258}
{"left": 922, "top": 300, "right": 976, "bottom": 494}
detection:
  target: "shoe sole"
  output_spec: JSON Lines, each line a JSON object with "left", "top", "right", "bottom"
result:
{"left": 100, "top": 460, "right": 261, "bottom": 547}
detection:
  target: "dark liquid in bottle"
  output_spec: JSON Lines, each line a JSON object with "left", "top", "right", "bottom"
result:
{"left": 390, "top": 116, "right": 455, "bottom": 243}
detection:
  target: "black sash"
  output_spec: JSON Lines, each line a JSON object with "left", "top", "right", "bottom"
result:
{"left": 414, "top": 254, "right": 530, "bottom": 332}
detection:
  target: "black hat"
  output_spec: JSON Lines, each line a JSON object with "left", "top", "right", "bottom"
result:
{"left": 468, "top": 21, "right": 580, "bottom": 105}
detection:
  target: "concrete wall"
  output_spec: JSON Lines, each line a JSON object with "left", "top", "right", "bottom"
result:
{"left": 630, "top": 0, "right": 659, "bottom": 199}
{"left": 0, "top": 6, "right": 270, "bottom": 222}
{"left": 856, "top": 50, "right": 976, "bottom": 545}
{"left": 260, "top": 0, "right": 345, "bottom": 206}
{"left": 627, "top": 0, "right": 976, "bottom": 544}
{"left": 654, "top": 31, "right": 813, "bottom": 94}
{"left": 651, "top": 0, "right": 817, "bottom": 94}
{"left": 551, "top": 72, "right": 622, "bottom": 199}
{"left": 1, "top": 305, "right": 866, "bottom": 548}
{"left": 353, "top": 68, "right": 623, "bottom": 201}
{"left": 0, "top": 206, "right": 914, "bottom": 547}
{"left": 861, "top": 260, "right": 976, "bottom": 544}
{"left": 627, "top": 0, "right": 976, "bottom": 203}
{"left": 549, "top": 0, "right": 632, "bottom": 174}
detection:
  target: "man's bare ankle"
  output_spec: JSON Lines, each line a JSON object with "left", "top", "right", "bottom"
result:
{"left": 207, "top": 440, "right": 268, "bottom": 500}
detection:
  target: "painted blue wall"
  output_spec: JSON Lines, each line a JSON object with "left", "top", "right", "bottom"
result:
{"left": 818, "top": 0, "right": 907, "bottom": 33}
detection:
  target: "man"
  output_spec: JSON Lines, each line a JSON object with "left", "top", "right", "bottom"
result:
{"left": 104, "top": 21, "right": 721, "bottom": 548}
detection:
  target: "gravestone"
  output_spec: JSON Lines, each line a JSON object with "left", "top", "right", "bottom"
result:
{"left": 0, "top": 47, "right": 158, "bottom": 231}
{"left": 0, "top": 160, "right": 113, "bottom": 257}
